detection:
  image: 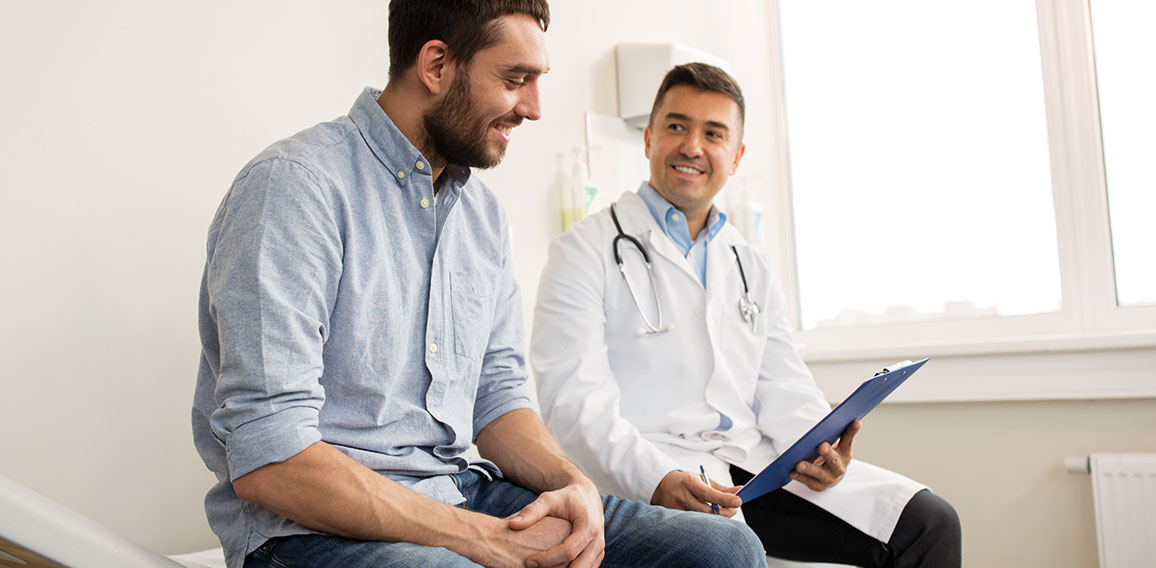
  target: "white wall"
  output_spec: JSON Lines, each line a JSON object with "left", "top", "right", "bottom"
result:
{"left": 0, "top": 0, "right": 391, "bottom": 555}
{"left": 1, "top": 1, "right": 1151, "bottom": 565}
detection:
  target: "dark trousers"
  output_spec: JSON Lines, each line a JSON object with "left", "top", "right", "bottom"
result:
{"left": 731, "top": 465, "right": 961, "bottom": 568}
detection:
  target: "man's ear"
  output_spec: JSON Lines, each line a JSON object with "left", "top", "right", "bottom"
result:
{"left": 415, "top": 39, "right": 453, "bottom": 95}
{"left": 643, "top": 125, "right": 652, "bottom": 159}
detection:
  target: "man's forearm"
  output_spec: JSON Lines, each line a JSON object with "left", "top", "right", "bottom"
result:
{"left": 476, "top": 408, "right": 589, "bottom": 493}
{"left": 232, "top": 441, "right": 504, "bottom": 560}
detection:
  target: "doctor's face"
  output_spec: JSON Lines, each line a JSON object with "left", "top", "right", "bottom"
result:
{"left": 644, "top": 86, "right": 746, "bottom": 219}
{"left": 424, "top": 13, "right": 548, "bottom": 169}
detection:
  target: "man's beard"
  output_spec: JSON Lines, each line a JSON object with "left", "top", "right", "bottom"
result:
{"left": 424, "top": 71, "right": 510, "bottom": 170}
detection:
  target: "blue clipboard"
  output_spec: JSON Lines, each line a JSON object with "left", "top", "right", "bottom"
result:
{"left": 735, "top": 358, "right": 929, "bottom": 502}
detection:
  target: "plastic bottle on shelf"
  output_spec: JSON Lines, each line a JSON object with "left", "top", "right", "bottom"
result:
{"left": 729, "top": 185, "right": 764, "bottom": 247}
{"left": 562, "top": 147, "right": 598, "bottom": 230}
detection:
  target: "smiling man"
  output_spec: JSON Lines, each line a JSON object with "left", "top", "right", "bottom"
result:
{"left": 193, "top": 3, "right": 765, "bottom": 568}
{"left": 641, "top": 83, "right": 745, "bottom": 240}
{"left": 533, "top": 63, "right": 962, "bottom": 567}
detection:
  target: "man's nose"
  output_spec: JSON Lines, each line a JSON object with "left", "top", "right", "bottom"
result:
{"left": 679, "top": 134, "right": 704, "bottom": 158}
{"left": 515, "top": 81, "right": 542, "bottom": 121}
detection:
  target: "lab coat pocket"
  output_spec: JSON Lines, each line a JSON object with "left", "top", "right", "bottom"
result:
{"left": 450, "top": 269, "right": 494, "bottom": 362}
{"left": 722, "top": 295, "right": 768, "bottom": 401}
{"left": 727, "top": 297, "right": 769, "bottom": 341}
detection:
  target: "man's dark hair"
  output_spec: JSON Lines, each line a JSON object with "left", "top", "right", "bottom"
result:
{"left": 388, "top": 0, "right": 551, "bottom": 80}
{"left": 649, "top": 62, "right": 745, "bottom": 132}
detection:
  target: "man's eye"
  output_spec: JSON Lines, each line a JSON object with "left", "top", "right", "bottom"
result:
{"left": 667, "top": 124, "right": 685, "bottom": 132}
{"left": 506, "top": 78, "right": 526, "bottom": 88}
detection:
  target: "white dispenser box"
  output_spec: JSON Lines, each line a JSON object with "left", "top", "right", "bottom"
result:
{"left": 614, "top": 43, "right": 730, "bottom": 129}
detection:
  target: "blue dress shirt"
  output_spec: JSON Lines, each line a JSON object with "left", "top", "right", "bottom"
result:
{"left": 192, "top": 87, "right": 532, "bottom": 567}
{"left": 636, "top": 182, "right": 727, "bottom": 286}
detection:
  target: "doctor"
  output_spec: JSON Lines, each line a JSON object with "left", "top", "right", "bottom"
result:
{"left": 532, "top": 63, "right": 960, "bottom": 567}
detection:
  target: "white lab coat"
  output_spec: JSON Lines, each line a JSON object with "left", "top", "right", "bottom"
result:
{"left": 531, "top": 190, "right": 926, "bottom": 543}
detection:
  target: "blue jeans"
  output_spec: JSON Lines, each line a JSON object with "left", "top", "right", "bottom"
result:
{"left": 244, "top": 469, "right": 765, "bottom": 567}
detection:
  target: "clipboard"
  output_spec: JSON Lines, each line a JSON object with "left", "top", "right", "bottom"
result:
{"left": 735, "top": 358, "right": 929, "bottom": 502}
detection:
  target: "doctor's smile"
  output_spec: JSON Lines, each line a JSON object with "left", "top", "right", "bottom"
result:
{"left": 670, "top": 162, "right": 708, "bottom": 176}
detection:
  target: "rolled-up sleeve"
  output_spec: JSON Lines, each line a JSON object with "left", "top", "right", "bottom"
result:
{"left": 204, "top": 158, "right": 342, "bottom": 480}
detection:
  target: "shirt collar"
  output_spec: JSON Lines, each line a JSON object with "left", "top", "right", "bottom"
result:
{"left": 348, "top": 87, "right": 472, "bottom": 188}
{"left": 636, "top": 181, "right": 727, "bottom": 245}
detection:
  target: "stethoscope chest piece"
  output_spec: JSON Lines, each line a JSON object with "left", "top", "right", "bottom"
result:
{"left": 739, "top": 293, "right": 761, "bottom": 333}
{"left": 731, "top": 246, "right": 760, "bottom": 333}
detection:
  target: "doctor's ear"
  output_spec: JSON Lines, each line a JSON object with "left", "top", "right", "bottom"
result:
{"left": 643, "top": 125, "right": 652, "bottom": 158}
{"left": 730, "top": 142, "right": 747, "bottom": 175}
{"left": 415, "top": 39, "right": 453, "bottom": 95}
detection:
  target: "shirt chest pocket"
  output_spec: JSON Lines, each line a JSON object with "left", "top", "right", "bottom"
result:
{"left": 450, "top": 269, "right": 495, "bottom": 361}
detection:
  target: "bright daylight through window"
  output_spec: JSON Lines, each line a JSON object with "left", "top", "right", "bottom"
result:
{"left": 779, "top": 0, "right": 1062, "bottom": 330}
{"left": 1090, "top": 0, "right": 1156, "bottom": 308}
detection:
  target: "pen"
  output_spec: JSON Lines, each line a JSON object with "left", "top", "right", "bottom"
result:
{"left": 699, "top": 465, "right": 720, "bottom": 514}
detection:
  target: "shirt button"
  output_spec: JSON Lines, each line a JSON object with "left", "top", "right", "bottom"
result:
{"left": 420, "top": 198, "right": 431, "bottom": 208}
{"left": 671, "top": 213, "right": 681, "bottom": 221}
{"left": 416, "top": 160, "right": 426, "bottom": 170}
{"left": 429, "top": 342, "right": 438, "bottom": 353}
{"left": 397, "top": 170, "right": 406, "bottom": 179}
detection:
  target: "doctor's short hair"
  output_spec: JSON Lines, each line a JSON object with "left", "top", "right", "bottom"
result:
{"left": 649, "top": 62, "right": 746, "bottom": 133}
{"left": 387, "top": 0, "right": 551, "bottom": 80}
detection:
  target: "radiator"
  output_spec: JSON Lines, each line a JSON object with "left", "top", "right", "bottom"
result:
{"left": 1089, "top": 453, "right": 1156, "bottom": 568}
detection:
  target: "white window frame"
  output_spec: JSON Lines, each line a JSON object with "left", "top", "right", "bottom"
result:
{"left": 764, "top": 0, "right": 1156, "bottom": 401}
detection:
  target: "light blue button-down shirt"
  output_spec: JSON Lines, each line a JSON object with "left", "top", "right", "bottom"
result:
{"left": 636, "top": 182, "right": 727, "bottom": 286}
{"left": 192, "top": 87, "right": 532, "bottom": 568}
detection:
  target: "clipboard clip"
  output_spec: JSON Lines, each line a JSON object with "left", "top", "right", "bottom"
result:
{"left": 874, "top": 360, "right": 914, "bottom": 377}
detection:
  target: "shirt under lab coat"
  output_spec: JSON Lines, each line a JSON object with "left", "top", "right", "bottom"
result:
{"left": 531, "top": 186, "right": 926, "bottom": 543}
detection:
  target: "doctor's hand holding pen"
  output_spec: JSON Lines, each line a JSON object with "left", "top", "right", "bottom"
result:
{"left": 650, "top": 469, "right": 743, "bottom": 517}
{"left": 789, "top": 420, "right": 862, "bottom": 492}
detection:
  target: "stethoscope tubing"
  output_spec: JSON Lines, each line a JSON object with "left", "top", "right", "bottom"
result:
{"left": 731, "top": 245, "right": 750, "bottom": 296}
{"left": 610, "top": 204, "right": 667, "bottom": 334}
{"left": 610, "top": 203, "right": 758, "bottom": 336}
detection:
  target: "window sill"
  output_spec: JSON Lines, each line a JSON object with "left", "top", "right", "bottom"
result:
{"left": 800, "top": 330, "right": 1156, "bottom": 404}
{"left": 799, "top": 329, "right": 1156, "bottom": 363}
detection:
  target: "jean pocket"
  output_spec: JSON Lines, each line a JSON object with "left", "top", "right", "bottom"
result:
{"left": 451, "top": 269, "right": 494, "bottom": 361}
{"left": 245, "top": 538, "right": 292, "bottom": 568}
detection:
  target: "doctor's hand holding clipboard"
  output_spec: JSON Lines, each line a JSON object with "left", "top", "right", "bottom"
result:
{"left": 736, "top": 358, "right": 929, "bottom": 503}
{"left": 783, "top": 420, "right": 861, "bottom": 492}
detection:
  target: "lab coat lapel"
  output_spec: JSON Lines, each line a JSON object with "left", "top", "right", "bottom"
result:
{"left": 613, "top": 193, "right": 702, "bottom": 289}
{"left": 643, "top": 231, "right": 703, "bottom": 289}
{"left": 704, "top": 231, "right": 740, "bottom": 296}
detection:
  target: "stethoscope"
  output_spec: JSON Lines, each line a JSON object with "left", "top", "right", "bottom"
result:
{"left": 610, "top": 203, "right": 761, "bottom": 335}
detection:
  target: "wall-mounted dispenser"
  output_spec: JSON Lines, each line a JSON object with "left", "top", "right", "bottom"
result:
{"left": 615, "top": 43, "right": 730, "bottom": 129}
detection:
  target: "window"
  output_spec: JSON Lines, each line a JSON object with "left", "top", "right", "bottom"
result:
{"left": 766, "top": 0, "right": 1156, "bottom": 392}
{"left": 1090, "top": 0, "right": 1156, "bottom": 308}
{"left": 779, "top": 0, "right": 1062, "bottom": 331}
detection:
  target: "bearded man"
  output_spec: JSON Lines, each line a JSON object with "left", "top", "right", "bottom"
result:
{"left": 191, "top": 1, "right": 766, "bottom": 568}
